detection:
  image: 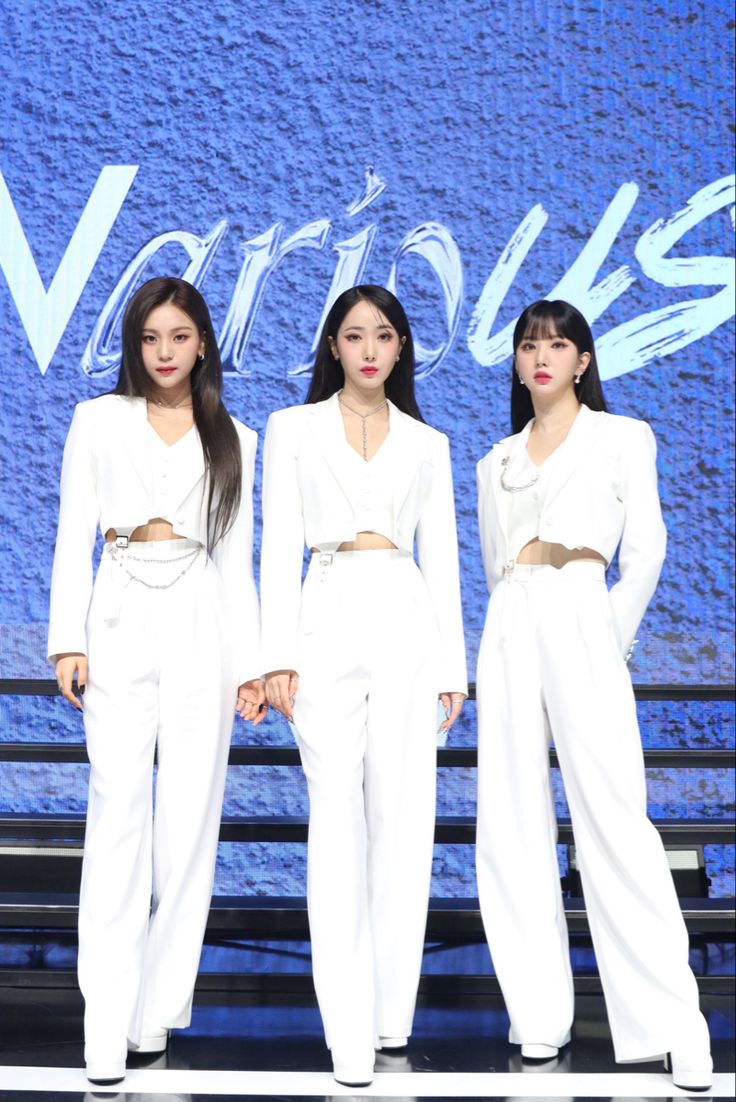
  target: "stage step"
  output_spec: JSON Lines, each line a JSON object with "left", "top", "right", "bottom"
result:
{"left": 0, "top": 812, "right": 733, "bottom": 845}
{"left": 2, "top": 679, "right": 733, "bottom": 699}
{"left": 0, "top": 892, "right": 733, "bottom": 937}
{"left": 0, "top": 741, "right": 733, "bottom": 768}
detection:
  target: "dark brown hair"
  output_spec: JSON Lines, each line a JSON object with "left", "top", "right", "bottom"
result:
{"left": 113, "top": 277, "right": 241, "bottom": 550}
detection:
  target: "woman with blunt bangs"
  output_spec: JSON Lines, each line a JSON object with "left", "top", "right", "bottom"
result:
{"left": 48, "top": 277, "right": 265, "bottom": 1086}
{"left": 260, "top": 285, "right": 467, "bottom": 1087}
{"left": 475, "top": 299, "right": 711, "bottom": 1089}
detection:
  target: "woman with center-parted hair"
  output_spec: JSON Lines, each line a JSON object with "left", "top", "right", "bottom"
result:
{"left": 260, "top": 285, "right": 467, "bottom": 1088}
{"left": 475, "top": 299, "right": 711, "bottom": 1090}
{"left": 48, "top": 277, "right": 265, "bottom": 1087}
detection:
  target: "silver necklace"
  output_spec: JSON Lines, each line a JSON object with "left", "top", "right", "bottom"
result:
{"left": 338, "top": 392, "right": 388, "bottom": 460}
{"left": 500, "top": 455, "right": 539, "bottom": 492}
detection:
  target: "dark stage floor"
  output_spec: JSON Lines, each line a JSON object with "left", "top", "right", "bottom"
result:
{"left": 0, "top": 988, "right": 734, "bottom": 1099}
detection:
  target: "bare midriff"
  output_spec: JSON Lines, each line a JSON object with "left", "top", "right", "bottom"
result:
{"left": 310, "top": 532, "right": 398, "bottom": 553}
{"left": 105, "top": 519, "right": 185, "bottom": 543}
{"left": 516, "top": 538, "right": 606, "bottom": 568}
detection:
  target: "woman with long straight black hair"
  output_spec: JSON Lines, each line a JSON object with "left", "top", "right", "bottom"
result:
{"left": 48, "top": 277, "right": 264, "bottom": 1086}
{"left": 475, "top": 299, "right": 711, "bottom": 1089}
{"left": 260, "top": 285, "right": 467, "bottom": 1087}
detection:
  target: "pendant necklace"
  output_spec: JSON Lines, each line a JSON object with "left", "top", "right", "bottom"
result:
{"left": 338, "top": 391, "right": 387, "bottom": 460}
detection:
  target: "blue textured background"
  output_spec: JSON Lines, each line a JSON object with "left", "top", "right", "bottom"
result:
{"left": 0, "top": 1, "right": 733, "bottom": 902}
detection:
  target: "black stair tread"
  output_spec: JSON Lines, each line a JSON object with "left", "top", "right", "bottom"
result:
{"left": 0, "top": 741, "right": 734, "bottom": 768}
{"left": 0, "top": 892, "right": 732, "bottom": 940}
{"left": 1, "top": 812, "right": 734, "bottom": 847}
{"left": 0, "top": 890, "right": 732, "bottom": 914}
{"left": 2, "top": 678, "right": 734, "bottom": 699}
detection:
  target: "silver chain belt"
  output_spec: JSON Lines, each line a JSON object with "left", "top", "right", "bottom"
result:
{"left": 109, "top": 537, "right": 203, "bottom": 591}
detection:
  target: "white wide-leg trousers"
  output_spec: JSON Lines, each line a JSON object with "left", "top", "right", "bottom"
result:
{"left": 293, "top": 550, "right": 440, "bottom": 1069}
{"left": 476, "top": 562, "right": 709, "bottom": 1062}
{"left": 78, "top": 541, "right": 237, "bottom": 1064}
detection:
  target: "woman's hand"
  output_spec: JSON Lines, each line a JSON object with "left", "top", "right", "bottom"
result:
{"left": 439, "top": 692, "right": 465, "bottom": 733}
{"left": 235, "top": 679, "right": 268, "bottom": 725}
{"left": 265, "top": 670, "right": 299, "bottom": 721}
{"left": 55, "top": 654, "right": 87, "bottom": 711}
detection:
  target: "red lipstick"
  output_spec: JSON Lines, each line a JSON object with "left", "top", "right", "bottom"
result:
{"left": 360, "top": 367, "right": 378, "bottom": 376}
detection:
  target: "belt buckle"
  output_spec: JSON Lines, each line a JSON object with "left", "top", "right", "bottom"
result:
{"left": 115, "top": 536, "right": 129, "bottom": 550}
{"left": 503, "top": 559, "right": 515, "bottom": 580}
{"left": 318, "top": 552, "right": 334, "bottom": 568}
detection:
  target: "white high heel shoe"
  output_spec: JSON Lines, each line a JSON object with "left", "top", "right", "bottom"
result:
{"left": 85, "top": 1057, "right": 126, "bottom": 1085}
{"left": 129, "top": 1027, "right": 170, "bottom": 1054}
{"left": 378, "top": 1035, "right": 408, "bottom": 1050}
{"left": 521, "top": 1042, "right": 560, "bottom": 1059}
{"left": 332, "top": 1060, "right": 374, "bottom": 1087}
{"left": 520, "top": 1031, "right": 571, "bottom": 1061}
{"left": 664, "top": 1050, "right": 713, "bottom": 1092}
{"left": 332, "top": 1044, "right": 375, "bottom": 1087}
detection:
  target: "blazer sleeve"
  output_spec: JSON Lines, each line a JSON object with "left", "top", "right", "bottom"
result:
{"left": 607, "top": 420, "right": 667, "bottom": 657}
{"left": 259, "top": 409, "right": 306, "bottom": 676}
{"left": 47, "top": 404, "right": 100, "bottom": 663}
{"left": 476, "top": 454, "right": 497, "bottom": 597}
{"left": 210, "top": 423, "right": 261, "bottom": 684}
{"left": 415, "top": 433, "right": 468, "bottom": 695}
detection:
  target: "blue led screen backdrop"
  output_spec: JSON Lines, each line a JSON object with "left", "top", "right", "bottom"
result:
{"left": 1, "top": 0, "right": 734, "bottom": 686}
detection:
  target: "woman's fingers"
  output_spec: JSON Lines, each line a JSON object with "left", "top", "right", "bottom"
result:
{"left": 265, "top": 671, "right": 297, "bottom": 720}
{"left": 236, "top": 683, "right": 268, "bottom": 724}
{"left": 55, "top": 656, "right": 86, "bottom": 712}
{"left": 250, "top": 702, "right": 268, "bottom": 726}
{"left": 438, "top": 692, "right": 465, "bottom": 732}
{"left": 235, "top": 679, "right": 269, "bottom": 723}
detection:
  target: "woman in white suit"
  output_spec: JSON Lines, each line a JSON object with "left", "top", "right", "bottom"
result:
{"left": 475, "top": 299, "right": 711, "bottom": 1089}
{"left": 49, "top": 277, "right": 264, "bottom": 1086}
{"left": 261, "top": 285, "right": 467, "bottom": 1087}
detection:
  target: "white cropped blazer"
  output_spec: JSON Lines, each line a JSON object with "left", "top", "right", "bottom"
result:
{"left": 260, "top": 393, "right": 468, "bottom": 694}
{"left": 477, "top": 403, "right": 667, "bottom": 655}
{"left": 47, "top": 393, "right": 261, "bottom": 683}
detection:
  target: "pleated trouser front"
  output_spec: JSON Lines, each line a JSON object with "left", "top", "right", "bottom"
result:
{"left": 293, "top": 550, "right": 440, "bottom": 1070}
{"left": 475, "top": 562, "right": 709, "bottom": 1061}
{"left": 78, "top": 541, "right": 238, "bottom": 1064}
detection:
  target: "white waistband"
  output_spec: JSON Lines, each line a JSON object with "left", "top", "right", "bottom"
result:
{"left": 502, "top": 560, "right": 606, "bottom": 583}
{"left": 309, "top": 548, "right": 412, "bottom": 568}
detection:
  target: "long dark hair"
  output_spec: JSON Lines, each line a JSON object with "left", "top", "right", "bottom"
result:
{"left": 113, "top": 277, "right": 241, "bottom": 550}
{"left": 510, "top": 300, "right": 608, "bottom": 433}
{"left": 306, "top": 285, "right": 424, "bottom": 421}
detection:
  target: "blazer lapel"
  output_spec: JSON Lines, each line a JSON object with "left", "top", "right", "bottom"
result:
{"left": 115, "top": 396, "right": 152, "bottom": 497}
{"left": 308, "top": 394, "right": 357, "bottom": 507}
{"left": 543, "top": 404, "right": 608, "bottom": 508}
{"left": 387, "top": 403, "right": 426, "bottom": 516}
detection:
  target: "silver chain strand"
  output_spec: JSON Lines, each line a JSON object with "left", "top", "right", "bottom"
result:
{"left": 338, "top": 392, "right": 388, "bottom": 460}
{"left": 110, "top": 543, "right": 203, "bottom": 590}
{"left": 500, "top": 455, "right": 540, "bottom": 493}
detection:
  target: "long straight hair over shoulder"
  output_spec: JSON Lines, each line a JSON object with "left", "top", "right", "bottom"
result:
{"left": 510, "top": 300, "right": 608, "bottom": 433}
{"left": 114, "top": 277, "right": 241, "bottom": 550}
{"left": 306, "top": 285, "right": 424, "bottom": 421}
